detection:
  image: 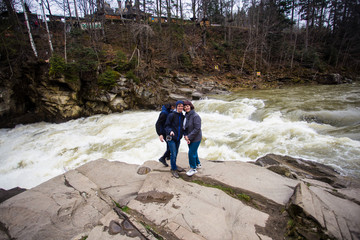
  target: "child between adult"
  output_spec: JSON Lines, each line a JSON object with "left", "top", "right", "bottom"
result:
{"left": 183, "top": 100, "right": 202, "bottom": 176}
{"left": 165, "top": 100, "right": 185, "bottom": 178}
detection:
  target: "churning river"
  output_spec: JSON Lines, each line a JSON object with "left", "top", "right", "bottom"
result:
{"left": 1, "top": 82, "right": 360, "bottom": 190}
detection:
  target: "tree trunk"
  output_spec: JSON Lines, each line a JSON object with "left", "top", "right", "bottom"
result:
{"left": 63, "top": 0, "right": 67, "bottom": 63}
{"left": 305, "top": 0, "right": 310, "bottom": 51}
{"left": 176, "top": 0, "right": 179, "bottom": 18}
{"left": 45, "top": 0, "right": 54, "bottom": 27}
{"left": 253, "top": 1, "right": 260, "bottom": 79}
{"left": 73, "top": 0, "right": 80, "bottom": 24}
{"left": 165, "top": 0, "right": 171, "bottom": 21}
{"left": 311, "top": 0, "right": 315, "bottom": 27}
{"left": 156, "top": 0, "right": 162, "bottom": 28}
{"left": 180, "top": 0, "right": 183, "bottom": 22}
{"left": 319, "top": 0, "right": 325, "bottom": 27}
{"left": 201, "top": 0, "right": 208, "bottom": 47}
{"left": 241, "top": 25, "right": 252, "bottom": 74}
{"left": 41, "top": 0, "right": 54, "bottom": 55}
{"left": 291, "top": 0, "right": 295, "bottom": 35}
{"left": 66, "top": 0, "right": 73, "bottom": 26}
{"left": 290, "top": 19, "right": 299, "bottom": 68}
{"left": 21, "top": 0, "right": 38, "bottom": 57}
{"left": 136, "top": 0, "right": 140, "bottom": 23}
{"left": 165, "top": 0, "right": 173, "bottom": 63}
{"left": 96, "top": 0, "right": 106, "bottom": 37}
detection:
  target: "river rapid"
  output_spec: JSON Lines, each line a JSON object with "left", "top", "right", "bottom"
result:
{"left": 1, "top": 83, "right": 360, "bottom": 190}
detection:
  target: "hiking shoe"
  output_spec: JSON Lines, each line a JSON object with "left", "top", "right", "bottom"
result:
{"left": 197, "top": 163, "right": 202, "bottom": 169}
{"left": 186, "top": 168, "right": 198, "bottom": 177}
{"left": 176, "top": 166, "right": 185, "bottom": 172}
{"left": 171, "top": 170, "right": 179, "bottom": 178}
{"left": 159, "top": 157, "right": 168, "bottom": 167}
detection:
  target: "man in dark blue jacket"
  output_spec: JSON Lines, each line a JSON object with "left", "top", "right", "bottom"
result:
{"left": 165, "top": 100, "right": 185, "bottom": 178}
{"left": 155, "top": 103, "right": 175, "bottom": 166}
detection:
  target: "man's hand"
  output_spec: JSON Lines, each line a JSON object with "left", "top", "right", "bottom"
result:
{"left": 170, "top": 131, "right": 175, "bottom": 136}
{"left": 159, "top": 135, "right": 164, "bottom": 142}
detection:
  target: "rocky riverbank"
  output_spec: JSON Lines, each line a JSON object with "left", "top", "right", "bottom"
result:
{"left": 1, "top": 153, "right": 359, "bottom": 240}
{"left": 0, "top": 60, "right": 354, "bottom": 129}
{"left": 0, "top": 64, "right": 228, "bottom": 128}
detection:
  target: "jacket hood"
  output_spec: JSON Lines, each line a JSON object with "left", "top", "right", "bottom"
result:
{"left": 161, "top": 105, "right": 171, "bottom": 114}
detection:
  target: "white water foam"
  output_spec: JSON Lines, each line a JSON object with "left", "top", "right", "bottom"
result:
{"left": 1, "top": 95, "right": 360, "bottom": 190}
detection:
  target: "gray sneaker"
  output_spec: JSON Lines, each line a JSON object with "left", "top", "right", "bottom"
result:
{"left": 171, "top": 170, "right": 179, "bottom": 178}
{"left": 197, "top": 163, "right": 202, "bottom": 169}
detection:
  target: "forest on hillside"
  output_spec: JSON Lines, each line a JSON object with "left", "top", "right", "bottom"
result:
{"left": 1, "top": 0, "right": 359, "bottom": 87}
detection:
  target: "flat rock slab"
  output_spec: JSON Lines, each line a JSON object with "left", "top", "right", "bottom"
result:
{"left": 75, "top": 158, "right": 147, "bottom": 206}
{"left": 161, "top": 152, "right": 299, "bottom": 206}
{"left": 0, "top": 159, "right": 146, "bottom": 240}
{"left": 128, "top": 171, "right": 269, "bottom": 240}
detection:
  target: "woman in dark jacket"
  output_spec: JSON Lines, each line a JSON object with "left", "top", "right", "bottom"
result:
{"left": 155, "top": 103, "right": 175, "bottom": 167}
{"left": 183, "top": 100, "right": 202, "bottom": 176}
{"left": 165, "top": 100, "right": 185, "bottom": 178}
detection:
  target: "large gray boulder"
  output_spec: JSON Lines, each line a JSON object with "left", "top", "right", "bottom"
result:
{"left": 288, "top": 182, "right": 360, "bottom": 239}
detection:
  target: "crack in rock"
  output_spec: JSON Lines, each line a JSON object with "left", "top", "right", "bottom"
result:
{"left": 112, "top": 207, "right": 149, "bottom": 240}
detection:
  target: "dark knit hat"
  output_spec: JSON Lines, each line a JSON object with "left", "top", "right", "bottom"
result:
{"left": 176, "top": 100, "right": 184, "bottom": 107}
{"left": 164, "top": 103, "right": 171, "bottom": 110}
{"left": 165, "top": 102, "right": 176, "bottom": 110}
{"left": 183, "top": 100, "right": 194, "bottom": 110}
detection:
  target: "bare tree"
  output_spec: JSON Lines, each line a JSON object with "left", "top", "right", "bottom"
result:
{"left": 43, "top": 0, "right": 55, "bottom": 26}
{"left": 165, "top": 0, "right": 171, "bottom": 20}
{"left": 20, "top": 0, "right": 38, "bottom": 57}
{"left": 40, "top": 0, "right": 54, "bottom": 54}
{"left": 290, "top": 16, "right": 300, "bottom": 68}
{"left": 134, "top": 0, "right": 140, "bottom": 23}
{"left": 66, "top": 0, "right": 73, "bottom": 25}
{"left": 156, "top": 0, "right": 162, "bottom": 27}
{"left": 73, "top": 0, "right": 80, "bottom": 23}
{"left": 63, "top": 0, "right": 67, "bottom": 62}
{"left": 179, "top": 0, "right": 183, "bottom": 21}
{"left": 191, "top": 0, "right": 197, "bottom": 21}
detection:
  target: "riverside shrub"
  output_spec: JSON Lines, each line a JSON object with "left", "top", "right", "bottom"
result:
{"left": 49, "top": 55, "right": 80, "bottom": 83}
{"left": 126, "top": 70, "right": 140, "bottom": 84}
{"left": 98, "top": 68, "right": 120, "bottom": 88}
{"left": 49, "top": 54, "right": 66, "bottom": 78}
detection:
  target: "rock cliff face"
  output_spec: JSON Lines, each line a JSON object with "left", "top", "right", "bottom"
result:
{"left": 1, "top": 58, "right": 354, "bottom": 129}
{"left": 0, "top": 61, "right": 228, "bottom": 128}
{"left": 1, "top": 153, "right": 359, "bottom": 240}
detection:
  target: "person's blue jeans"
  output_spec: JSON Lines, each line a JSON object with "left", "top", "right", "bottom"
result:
{"left": 168, "top": 140, "right": 181, "bottom": 170}
{"left": 160, "top": 142, "right": 170, "bottom": 160}
{"left": 188, "top": 141, "right": 201, "bottom": 169}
